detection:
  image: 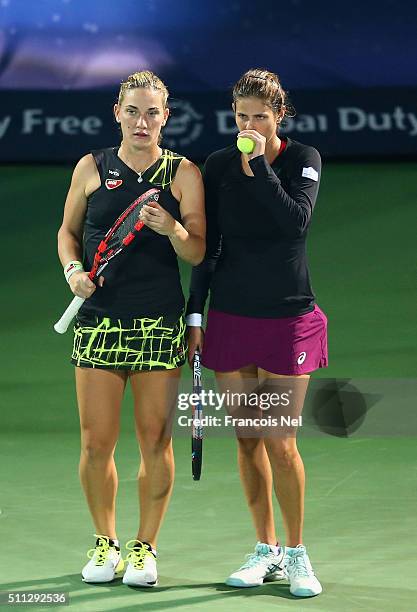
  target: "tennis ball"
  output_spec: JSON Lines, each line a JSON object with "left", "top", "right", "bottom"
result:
{"left": 237, "top": 136, "right": 255, "bottom": 154}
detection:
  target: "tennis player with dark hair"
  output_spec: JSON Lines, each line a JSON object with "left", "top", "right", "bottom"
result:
{"left": 57, "top": 71, "right": 205, "bottom": 586}
{"left": 187, "top": 68, "right": 326, "bottom": 597}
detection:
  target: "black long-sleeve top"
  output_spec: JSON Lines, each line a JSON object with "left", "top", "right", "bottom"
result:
{"left": 187, "top": 137, "right": 322, "bottom": 318}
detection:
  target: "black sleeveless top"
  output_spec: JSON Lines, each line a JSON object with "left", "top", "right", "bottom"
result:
{"left": 80, "top": 147, "right": 185, "bottom": 318}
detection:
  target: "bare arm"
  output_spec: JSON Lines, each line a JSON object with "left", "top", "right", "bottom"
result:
{"left": 169, "top": 159, "right": 206, "bottom": 265}
{"left": 139, "top": 159, "right": 206, "bottom": 265}
{"left": 57, "top": 154, "right": 101, "bottom": 297}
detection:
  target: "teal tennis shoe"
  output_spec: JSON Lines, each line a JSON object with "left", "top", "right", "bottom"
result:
{"left": 226, "top": 542, "right": 286, "bottom": 587}
{"left": 285, "top": 544, "right": 322, "bottom": 597}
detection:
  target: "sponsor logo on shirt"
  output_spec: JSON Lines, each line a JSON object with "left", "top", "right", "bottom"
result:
{"left": 109, "top": 168, "right": 121, "bottom": 177}
{"left": 105, "top": 179, "right": 123, "bottom": 190}
{"left": 302, "top": 167, "right": 319, "bottom": 181}
{"left": 297, "top": 351, "right": 307, "bottom": 365}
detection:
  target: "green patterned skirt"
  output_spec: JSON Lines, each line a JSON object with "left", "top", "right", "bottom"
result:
{"left": 71, "top": 311, "right": 187, "bottom": 370}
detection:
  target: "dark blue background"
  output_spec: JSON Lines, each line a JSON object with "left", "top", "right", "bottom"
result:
{"left": 0, "top": 0, "right": 415, "bottom": 90}
{"left": 1, "top": 0, "right": 416, "bottom": 160}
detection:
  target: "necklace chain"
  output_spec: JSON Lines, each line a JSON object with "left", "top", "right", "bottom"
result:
{"left": 120, "top": 149, "right": 162, "bottom": 183}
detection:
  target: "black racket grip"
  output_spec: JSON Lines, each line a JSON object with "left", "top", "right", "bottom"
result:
{"left": 192, "top": 437, "right": 202, "bottom": 481}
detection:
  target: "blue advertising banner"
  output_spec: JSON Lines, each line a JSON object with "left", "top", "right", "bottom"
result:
{"left": 1, "top": 88, "right": 416, "bottom": 162}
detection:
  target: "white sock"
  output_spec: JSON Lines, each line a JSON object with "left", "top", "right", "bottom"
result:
{"left": 269, "top": 544, "right": 281, "bottom": 556}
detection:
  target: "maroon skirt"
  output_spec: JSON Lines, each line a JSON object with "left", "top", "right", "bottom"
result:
{"left": 202, "top": 306, "right": 328, "bottom": 375}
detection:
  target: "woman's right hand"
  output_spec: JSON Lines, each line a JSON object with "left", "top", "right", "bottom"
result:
{"left": 187, "top": 326, "right": 204, "bottom": 365}
{"left": 69, "top": 271, "right": 98, "bottom": 298}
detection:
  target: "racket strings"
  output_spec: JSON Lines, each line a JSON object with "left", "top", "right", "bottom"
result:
{"left": 104, "top": 191, "right": 158, "bottom": 254}
{"left": 92, "top": 191, "right": 160, "bottom": 276}
{"left": 106, "top": 205, "right": 143, "bottom": 251}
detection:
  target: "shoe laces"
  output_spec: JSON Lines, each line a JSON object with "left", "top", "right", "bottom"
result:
{"left": 239, "top": 545, "right": 272, "bottom": 570}
{"left": 287, "top": 546, "right": 313, "bottom": 578}
{"left": 125, "top": 540, "right": 153, "bottom": 570}
{"left": 87, "top": 534, "right": 114, "bottom": 567}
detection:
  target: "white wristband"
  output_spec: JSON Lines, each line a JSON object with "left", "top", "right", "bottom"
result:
{"left": 186, "top": 313, "right": 203, "bottom": 327}
{"left": 64, "top": 260, "right": 84, "bottom": 283}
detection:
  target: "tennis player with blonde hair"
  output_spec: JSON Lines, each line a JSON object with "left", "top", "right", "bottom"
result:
{"left": 58, "top": 70, "right": 205, "bottom": 586}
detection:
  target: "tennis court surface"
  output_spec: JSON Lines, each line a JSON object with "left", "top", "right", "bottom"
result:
{"left": 1, "top": 163, "right": 416, "bottom": 611}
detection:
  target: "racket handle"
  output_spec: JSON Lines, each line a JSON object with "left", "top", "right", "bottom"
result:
{"left": 53, "top": 295, "right": 85, "bottom": 334}
{"left": 192, "top": 438, "right": 202, "bottom": 481}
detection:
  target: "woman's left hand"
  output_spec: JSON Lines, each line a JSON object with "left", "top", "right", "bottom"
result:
{"left": 238, "top": 129, "right": 266, "bottom": 160}
{"left": 139, "top": 202, "right": 176, "bottom": 236}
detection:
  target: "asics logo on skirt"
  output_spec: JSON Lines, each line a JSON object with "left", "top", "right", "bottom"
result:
{"left": 297, "top": 351, "right": 307, "bottom": 365}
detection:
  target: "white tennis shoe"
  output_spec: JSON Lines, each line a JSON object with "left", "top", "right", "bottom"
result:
{"left": 82, "top": 535, "right": 124, "bottom": 583}
{"left": 284, "top": 544, "right": 322, "bottom": 597}
{"left": 225, "top": 542, "right": 286, "bottom": 587}
{"left": 122, "top": 540, "right": 158, "bottom": 587}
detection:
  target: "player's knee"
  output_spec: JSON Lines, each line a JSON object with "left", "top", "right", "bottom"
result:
{"left": 81, "top": 439, "right": 116, "bottom": 462}
{"left": 138, "top": 430, "right": 172, "bottom": 456}
{"left": 266, "top": 440, "right": 299, "bottom": 471}
{"left": 237, "top": 437, "right": 263, "bottom": 456}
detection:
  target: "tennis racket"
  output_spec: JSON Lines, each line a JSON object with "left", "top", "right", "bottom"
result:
{"left": 54, "top": 187, "right": 160, "bottom": 334}
{"left": 191, "top": 350, "right": 203, "bottom": 480}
